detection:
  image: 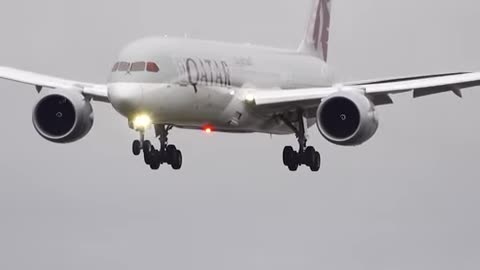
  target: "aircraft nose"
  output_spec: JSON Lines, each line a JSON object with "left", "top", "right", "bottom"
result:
{"left": 108, "top": 84, "right": 143, "bottom": 116}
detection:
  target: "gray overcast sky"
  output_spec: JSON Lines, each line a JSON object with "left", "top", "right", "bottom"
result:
{"left": 1, "top": 0, "right": 480, "bottom": 269}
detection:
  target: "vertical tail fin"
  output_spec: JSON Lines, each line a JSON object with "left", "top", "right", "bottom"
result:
{"left": 298, "top": 0, "right": 332, "bottom": 61}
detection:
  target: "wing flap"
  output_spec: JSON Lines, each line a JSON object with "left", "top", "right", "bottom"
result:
{"left": 369, "top": 94, "right": 394, "bottom": 105}
{"left": 412, "top": 86, "right": 460, "bottom": 98}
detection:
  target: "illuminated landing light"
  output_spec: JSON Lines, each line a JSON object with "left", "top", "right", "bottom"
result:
{"left": 245, "top": 94, "right": 255, "bottom": 103}
{"left": 203, "top": 125, "right": 214, "bottom": 134}
{"left": 133, "top": 114, "right": 152, "bottom": 130}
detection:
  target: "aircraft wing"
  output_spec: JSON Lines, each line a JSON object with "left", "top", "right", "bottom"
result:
{"left": 251, "top": 71, "right": 480, "bottom": 113}
{"left": 0, "top": 66, "right": 109, "bottom": 102}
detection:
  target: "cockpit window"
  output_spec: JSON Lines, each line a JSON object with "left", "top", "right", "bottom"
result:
{"left": 146, "top": 62, "right": 160, "bottom": 72}
{"left": 112, "top": 61, "right": 159, "bottom": 73}
{"left": 112, "top": 62, "right": 119, "bottom": 72}
{"left": 117, "top": 62, "right": 130, "bottom": 72}
{"left": 130, "top": 62, "right": 146, "bottom": 72}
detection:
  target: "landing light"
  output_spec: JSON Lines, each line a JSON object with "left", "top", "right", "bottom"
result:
{"left": 245, "top": 94, "right": 255, "bottom": 103}
{"left": 203, "top": 126, "right": 213, "bottom": 134}
{"left": 133, "top": 114, "right": 152, "bottom": 130}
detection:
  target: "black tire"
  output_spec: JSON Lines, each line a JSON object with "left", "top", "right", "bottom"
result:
{"left": 144, "top": 150, "right": 152, "bottom": 165}
{"left": 286, "top": 150, "right": 298, "bottom": 171}
{"left": 310, "top": 152, "right": 321, "bottom": 172}
{"left": 143, "top": 141, "right": 154, "bottom": 164}
{"left": 288, "top": 161, "right": 299, "bottom": 171}
{"left": 171, "top": 150, "right": 183, "bottom": 170}
{"left": 166, "top": 145, "right": 177, "bottom": 164}
{"left": 149, "top": 151, "right": 161, "bottom": 170}
{"left": 143, "top": 140, "right": 152, "bottom": 154}
{"left": 132, "top": 140, "right": 141, "bottom": 156}
{"left": 283, "top": 146, "right": 294, "bottom": 166}
{"left": 305, "top": 146, "right": 316, "bottom": 167}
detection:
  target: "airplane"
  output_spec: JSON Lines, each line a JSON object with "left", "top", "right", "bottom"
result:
{"left": 1, "top": 0, "right": 480, "bottom": 172}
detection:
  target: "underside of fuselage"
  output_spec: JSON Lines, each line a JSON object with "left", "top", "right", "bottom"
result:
{"left": 108, "top": 82, "right": 315, "bottom": 135}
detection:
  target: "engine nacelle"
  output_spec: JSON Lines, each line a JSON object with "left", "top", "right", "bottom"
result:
{"left": 316, "top": 91, "right": 378, "bottom": 146}
{"left": 32, "top": 90, "right": 94, "bottom": 143}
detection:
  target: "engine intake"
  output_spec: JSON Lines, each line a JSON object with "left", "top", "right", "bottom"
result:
{"left": 33, "top": 90, "right": 94, "bottom": 143}
{"left": 316, "top": 91, "right": 378, "bottom": 146}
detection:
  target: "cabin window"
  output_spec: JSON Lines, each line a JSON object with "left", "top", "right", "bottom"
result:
{"left": 146, "top": 62, "right": 160, "bottom": 72}
{"left": 112, "top": 62, "right": 119, "bottom": 72}
{"left": 130, "top": 62, "right": 146, "bottom": 72}
{"left": 117, "top": 62, "right": 130, "bottom": 72}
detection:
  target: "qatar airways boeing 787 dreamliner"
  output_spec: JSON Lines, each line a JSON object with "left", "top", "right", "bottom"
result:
{"left": 1, "top": 0, "right": 479, "bottom": 172}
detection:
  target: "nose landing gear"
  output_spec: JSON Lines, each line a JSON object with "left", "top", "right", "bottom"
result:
{"left": 131, "top": 124, "right": 183, "bottom": 170}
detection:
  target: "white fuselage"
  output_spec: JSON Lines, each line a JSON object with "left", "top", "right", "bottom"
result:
{"left": 107, "top": 37, "right": 335, "bottom": 134}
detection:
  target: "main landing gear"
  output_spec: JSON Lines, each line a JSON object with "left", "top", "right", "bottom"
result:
{"left": 132, "top": 125, "right": 183, "bottom": 170}
{"left": 281, "top": 111, "right": 321, "bottom": 172}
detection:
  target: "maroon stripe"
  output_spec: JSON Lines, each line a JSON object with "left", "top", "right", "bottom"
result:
{"left": 321, "top": 0, "right": 330, "bottom": 60}
{"left": 312, "top": 1, "right": 322, "bottom": 50}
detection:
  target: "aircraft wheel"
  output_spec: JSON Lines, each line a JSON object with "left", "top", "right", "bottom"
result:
{"left": 143, "top": 143, "right": 154, "bottom": 165}
{"left": 171, "top": 150, "right": 183, "bottom": 170}
{"left": 144, "top": 151, "right": 152, "bottom": 165}
{"left": 149, "top": 151, "right": 161, "bottom": 170}
{"left": 310, "top": 152, "right": 321, "bottom": 172}
{"left": 132, "top": 140, "right": 142, "bottom": 156}
{"left": 143, "top": 141, "right": 152, "bottom": 154}
{"left": 166, "top": 145, "right": 177, "bottom": 164}
{"left": 304, "top": 146, "right": 316, "bottom": 167}
{"left": 283, "top": 146, "right": 294, "bottom": 166}
{"left": 287, "top": 160, "right": 299, "bottom": 171}
{"left": 286, "top": 151, "right": 299, "bottom": 171}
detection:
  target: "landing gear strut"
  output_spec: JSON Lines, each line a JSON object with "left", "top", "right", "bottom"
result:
{"left": 131, "top": 125, "right": 183, "bottom": 170}
{"left": 281, "top": 111, "right": 321, "bottom": 172}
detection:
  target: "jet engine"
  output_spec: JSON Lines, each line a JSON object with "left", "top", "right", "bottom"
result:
{"left": 316, "top": 91, "right": 378, "bottom": 146}
{"left": 32, "top": 90, "right": 94, "bottom": 143}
